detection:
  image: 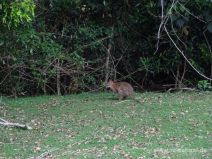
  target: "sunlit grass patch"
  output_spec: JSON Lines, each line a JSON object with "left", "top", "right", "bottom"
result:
{"left": 0, "top": 92, "right": 211, "bottom": 158}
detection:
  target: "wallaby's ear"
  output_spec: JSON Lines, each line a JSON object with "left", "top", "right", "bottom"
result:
{"left": 108, "top": 79, "right": 112, "bottom": 82}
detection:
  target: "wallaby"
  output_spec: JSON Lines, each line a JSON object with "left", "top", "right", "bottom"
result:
{"left": 106, "top": 80, "right": 134, "bottom": 100}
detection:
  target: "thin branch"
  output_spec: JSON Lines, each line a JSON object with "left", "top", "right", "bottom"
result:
{"left": 154, "top": 0, "right": 165, "bottom": 54}
{"left": 154, "top": 0, "right": 178, "bottom": 54}
{"left": 170, "top": 18, "right": 187, "bottom": 49}
{"left": 203, "top": 29, "right": 212, "bottom": 54}
{"left": 155, "top": 0, "right": 212, "bottom": 81}
{"left": 203, "top": 29, "right": 212, "bottom": 79}
{"left": 164, "top": 26, "right": 212, "bottom": 81}
{"left": 0, "top": 72, "right": 10, "bottom": 85}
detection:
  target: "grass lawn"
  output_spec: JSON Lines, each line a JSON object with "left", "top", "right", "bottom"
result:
{"left": 0, "top": 92, "right": 212, "bottom": 158}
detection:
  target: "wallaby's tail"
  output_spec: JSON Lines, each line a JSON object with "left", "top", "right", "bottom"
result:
{"left": 130, "top": 95, "right": 143, "bottom": 105}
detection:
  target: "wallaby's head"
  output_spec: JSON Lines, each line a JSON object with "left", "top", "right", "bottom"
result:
{"left": 106, "top": 80, "right": 114, "bottom": 88}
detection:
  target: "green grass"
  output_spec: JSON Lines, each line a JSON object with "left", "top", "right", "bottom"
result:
{"left": 0, "top": 92, "right": 212, "bottom": 159}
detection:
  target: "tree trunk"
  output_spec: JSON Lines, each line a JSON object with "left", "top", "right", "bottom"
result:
{"left": 56, "top": 59, "right": 61, "bottom": 96}
{"left": 105, "top": 43, "right": 112, "bottom": 89}
{"left": 179, "top": 59, "right": 186, "bottom": 88}
{"left": 43, "top": 73, "right": 47, "bottom": 95}
{"left": 175, "top": 64, "right": 180, "bottom": 89}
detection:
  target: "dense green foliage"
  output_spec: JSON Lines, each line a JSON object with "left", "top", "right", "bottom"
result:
{"left": 0, "top": 92, "right": 212, "bottom": 158}
{"left": 0, "top": 0, "right": 212, "bottom": 95}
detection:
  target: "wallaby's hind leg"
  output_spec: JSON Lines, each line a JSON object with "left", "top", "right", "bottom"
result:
{"left": 118, "top": 94, "right": 124, "bottom": 100}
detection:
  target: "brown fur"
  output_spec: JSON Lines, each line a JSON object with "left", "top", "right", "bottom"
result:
{"left": 106, "top": 80, "right": 134, "bottom": 100}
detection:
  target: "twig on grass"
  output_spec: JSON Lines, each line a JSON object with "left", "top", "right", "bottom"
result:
{"left": 114, "top": 100, "right": 130, "bottom": 105}
{"left": 167, "top": 87, "right": 197, "bottom": 92}
{"left": 0, "top": 118, "right": 32, "bottom": 130}
{"left": 28, "top": 148, "right": 59, "bottom": 159}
